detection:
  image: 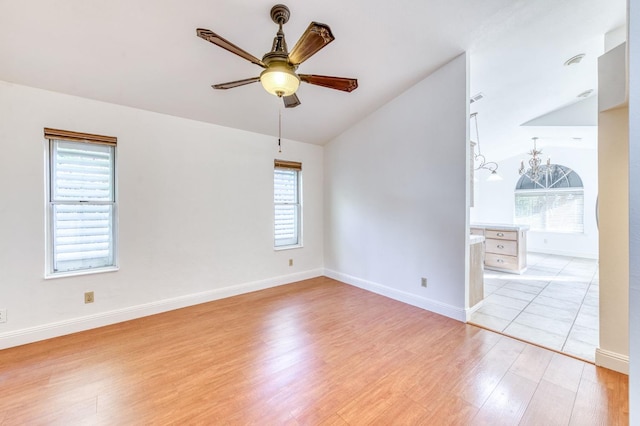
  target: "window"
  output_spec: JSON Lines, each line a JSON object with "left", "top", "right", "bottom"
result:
{"left": 514, "top": 164, "right": 584, "bottom": 233}
{"left": 45, "top": 128, "right": 117, "bottom": 276}
{"left": 274, "top": 160, "right": 302, "bottom": 248}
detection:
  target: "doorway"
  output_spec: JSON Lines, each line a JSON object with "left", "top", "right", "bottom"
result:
{"left": 469, "top": 253, "right": 598, "bottom": 362}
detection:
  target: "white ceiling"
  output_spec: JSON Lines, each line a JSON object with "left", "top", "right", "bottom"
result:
{"left": 0, "top": 0, "right": 626, "bottom": 148}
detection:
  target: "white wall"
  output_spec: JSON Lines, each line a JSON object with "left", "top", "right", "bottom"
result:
{"left": 596, "top": 39, "right": 630, "bottom": 374}
{"left": 0, "top": 80, "right": 324, "bottom": 348}
{"left": 597, "top": 106, "right": 629, "bottom": 373}
{"left": 471, "top": 141, "right": 599, "bottom": 259}
{"left": 323, "top": 54, "right": 470, "bottom": 321}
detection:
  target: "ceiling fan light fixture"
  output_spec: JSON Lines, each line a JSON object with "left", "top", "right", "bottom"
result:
{"left": 197, "top": 4, "right": 357, "bottom": 107}
{"left": 260, "top": 63, "right": 300, "bottom": 97}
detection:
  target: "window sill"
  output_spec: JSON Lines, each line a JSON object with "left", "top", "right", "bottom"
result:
{"left": 274, "top": 244, "right": 303, "bottom": 251}
{"left": 45, "top": 266, "right": 119, "bottom": 280}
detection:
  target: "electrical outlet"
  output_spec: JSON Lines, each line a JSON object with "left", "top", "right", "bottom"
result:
{"left": 421, "top": 277, "right": 428, "bottom": 288}
{"left": 84, "top": 291, "right": 94, "bottom": 304}
{"left": 0, "top": 309, "right": 6, "bottom": 323}
{"left": 289, "top": 259, "right": 293, "bottom": 267}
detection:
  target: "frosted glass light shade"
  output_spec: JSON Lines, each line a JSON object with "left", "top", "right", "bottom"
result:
{"left": 487, "top": 170, "right": 503, "bottom": 181}
{"left": 260, "top": 64, "right": 300, "bottom": 97}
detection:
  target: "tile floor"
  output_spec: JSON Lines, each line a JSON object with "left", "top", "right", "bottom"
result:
{"left": 469, "top": 252, "right": 599, "bottom": 362}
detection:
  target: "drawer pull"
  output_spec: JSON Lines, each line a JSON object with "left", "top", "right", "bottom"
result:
{"left": 497, "top": 259, "right": 504, "bottom": 263}
{"left": 497, "top": 244, "right": 504, "bottom": 249}
{"left": 497, "top": 232, "right": 504, "bottom": 237}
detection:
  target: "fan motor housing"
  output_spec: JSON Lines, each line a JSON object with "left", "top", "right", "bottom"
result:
{"left": 262, "top": 51, "right": 295, "bottom": 69}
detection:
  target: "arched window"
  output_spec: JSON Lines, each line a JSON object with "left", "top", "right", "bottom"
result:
{"left": 514, "top": 164, "right": 584, "bottom": 233}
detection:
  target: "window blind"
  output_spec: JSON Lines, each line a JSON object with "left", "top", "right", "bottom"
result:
{"left": 274, "top": 160, "right": 301, "bottom": 247}
{"left": 44, "top": 128, "right": 117, "bottom": 146}
{"left": 50, "top": 139, "right": 116, "bottom": 273}
{"left": 274, "top": 159, "right": 302, "bottom": 171}
{"left": 515, "top": 190, "right": 584, "bottom": 233}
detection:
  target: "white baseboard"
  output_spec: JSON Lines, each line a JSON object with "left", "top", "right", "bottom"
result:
{"left": 595, "top": 347, "right": 629, "bottom": 374}
{"left": 528, "top": 249, "right": 599, "bottom": 260}
{"left": 465, "top": 299, "right": 484, "bottom": 322}
{"left": 0, "top": 269, "right": 323, "bottom": 350}
{"left": 324, "top": 269, "right": 466, "bottom": 322}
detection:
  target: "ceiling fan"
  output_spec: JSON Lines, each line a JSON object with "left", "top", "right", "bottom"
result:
{"left": 196, "top": 4, "right": 358, "bottom": 108}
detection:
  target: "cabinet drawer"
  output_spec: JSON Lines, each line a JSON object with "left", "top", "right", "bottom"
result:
{"left": 485, "top": 229, "right": 517, "bottom": 240}
{"left": 485, "top": 238, "right": 517, "bottom": 256}
{"left": 470, "top": 228, "right": 484, "bottom": 236}
{"left": 485, "top": 253, "right": 519, "bottom": 270}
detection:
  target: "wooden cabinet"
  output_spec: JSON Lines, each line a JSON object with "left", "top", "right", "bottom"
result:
{"left": 469, "top": 236, "right": 484, "bottom": 307}
{"left": 470, "top": 224, "right": 528, "bottom": 274}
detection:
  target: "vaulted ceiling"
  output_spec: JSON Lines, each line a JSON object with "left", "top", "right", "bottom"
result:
{"left": 0, "top": 0, "right": 625, "bottom": 149}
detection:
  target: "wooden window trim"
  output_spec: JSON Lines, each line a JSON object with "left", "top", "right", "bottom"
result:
{"left": 44, "top": 128, "right": 117, "bottom": 146}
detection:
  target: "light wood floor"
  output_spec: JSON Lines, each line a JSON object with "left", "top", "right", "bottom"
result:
{"left": 0, "top": 277, "right": 628, "bottom": 425}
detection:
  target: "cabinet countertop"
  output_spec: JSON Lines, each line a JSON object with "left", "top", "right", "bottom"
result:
{"left": 470, "top": 223, "right": 530, "bottom": 232}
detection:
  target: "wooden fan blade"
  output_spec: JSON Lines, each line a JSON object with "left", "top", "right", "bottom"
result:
{"left": 283, "top": 93, "right": 301, "bottom": 108}
{"left": 299, "top": 74, "right": 358, "bottom": 92}
{"left": 197, "top": 28, "right": 266, "bottom": 68}
{"left": 212, "top": 77, "right": 260, "bottom": 90}
{"left": 288, "top": 22, "right": 335, "bottom": 65}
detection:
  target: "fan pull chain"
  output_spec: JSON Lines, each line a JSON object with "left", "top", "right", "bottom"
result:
{"left": 278, "top": 108, "right": 282, "bottom": 153}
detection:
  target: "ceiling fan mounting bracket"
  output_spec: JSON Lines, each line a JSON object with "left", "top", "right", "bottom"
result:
{"left": 270, "top": 4, "right": 290, "bottom": 26}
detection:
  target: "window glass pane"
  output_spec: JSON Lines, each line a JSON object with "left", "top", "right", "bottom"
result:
{"left": 515, "top": 192, "right": 546, "bottom": 230}
{"left": 274, "top": 169, "right": 298, "bottom": 203}
{"left": 514, "top": 164, "right": 584, "bottom": 234}
{"left": 515, "top": 164, "right": 583, "bottom": 190}
{"left": 515, "top": 190, "right": 584, "bottom": 233}
{"left": 49, "top": 139, "right": 116, "bottom": 274}
{"left": 52, "top": 204, "right": 114, "bottom": 272}
{"left": 545, "top": 191, "right": 584, "bottom": 233}
{"left": 275, "top": 204, "right": 299, "bottom": 246}
{"left": 52, "top": 141, "right": 114, "bottom": 202}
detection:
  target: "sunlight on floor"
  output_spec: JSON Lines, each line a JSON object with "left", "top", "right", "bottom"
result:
{"left": 469, "top": 253, "right": 599, "bottom": 362}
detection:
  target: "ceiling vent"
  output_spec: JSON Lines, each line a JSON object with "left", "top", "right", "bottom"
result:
{"left": 470, "top": 92, "right": 484, "bottom": 104}
{"left": 577, "top": 89, "right": 594, "bottom": 98}
{"left": 564, "top": 54, "right": 586, "bottom": 66}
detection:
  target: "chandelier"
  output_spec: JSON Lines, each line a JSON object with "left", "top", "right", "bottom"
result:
{"left": 470, "top": 112, "right": 500, "bottom": 179}
{"left": 518, "top": 137, "right": 554, "bottom": 182}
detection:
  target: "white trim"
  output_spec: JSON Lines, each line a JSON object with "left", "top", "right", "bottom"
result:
{"left": 274, "top": 167, "right": 302, "bottom": 249}
{"left": 527, "top": 249, "right": 599, "bottom": 260}
{"left": 45, "top": 138, "right": 119, "bottom": 276}
{"left": 324, "top": 269, "right": 466, "bottom": 322}
{"left": 0, "top": 269, "right": 323, "bottom": 350}
{"left": 595, "top": 347, "right": 629, "bottom": 374}
{"left": 45, "top": 265, "right": 120, "bottom": 280}
{"left": 274, "top": 244, "right": 303, "bottom": 251}
{"left": 465, "top": 299, "right": 485, "bottom": 322}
